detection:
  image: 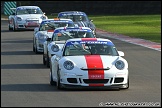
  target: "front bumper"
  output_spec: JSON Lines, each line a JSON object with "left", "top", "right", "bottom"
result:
{"left": 61, "top": 84, "right": 124, "bottom": 90}
{"left": 16, "top": 20, "right": 40, "bottom": 29}
{"left": 59, "top": 70, "right": 128, "bottom": 89}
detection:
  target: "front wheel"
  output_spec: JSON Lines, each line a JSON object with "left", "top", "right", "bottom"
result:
{"left": 56, "top": 68, "right": 63, "bottom": 90}
{"left": 35, "top": 46, "right": 39, "bottom": 54}
{"left": 50, "top": 71, "right": 56, "bottom": 86}
{"left": 13, "top": 21, "right": 16, "bottom": 31}
{"left": 8, "top": 24, "right": 12, "bottom": 31}
{"left": 46, "top": 53, "right": 50, "bottom": 68}
{"left": 43, "top": 54, "right": 46, "bottom": 65}
{"left": 34, "top": 41, "right": 39, "bottom": 54}
{"left": 33, "top": 39, "right": 35, "bottom": 52}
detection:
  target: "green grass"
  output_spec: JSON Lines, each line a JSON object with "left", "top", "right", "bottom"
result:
{"left": 89, "top": 15, "right": 161, "bottom": 43}
{"left": 2, "top": 14, "right": 161, "bottom": 43}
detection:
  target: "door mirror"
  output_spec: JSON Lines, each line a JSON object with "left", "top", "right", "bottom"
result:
{"left": 118, "top": 51, "right": 124, "bottom": 56}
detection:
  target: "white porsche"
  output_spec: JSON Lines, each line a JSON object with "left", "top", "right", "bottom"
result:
{"left": 8, "top": 6, "right": 48, "bottom": 31}
{"left": 50, "top": 38, "right": 129, "bottom": 90}
{"left": 43, "top": 27, "right": 96, "bottom": 67}
{"left": 33, "top": 18, "right": 75, "bottom": 53}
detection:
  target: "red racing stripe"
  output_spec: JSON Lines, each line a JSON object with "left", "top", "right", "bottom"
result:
{"left": 84, "top": 55, "right": 104, "bottom": 86}
{"left": 81, "top": 38, "right": 97, "bottom": 41}
{"left": 47, "top": 30, "right": 54, "bottom": 32}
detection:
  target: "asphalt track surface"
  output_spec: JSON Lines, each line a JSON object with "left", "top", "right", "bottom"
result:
{"left": 1, "top": 20, "right": 161, "bottom": 107}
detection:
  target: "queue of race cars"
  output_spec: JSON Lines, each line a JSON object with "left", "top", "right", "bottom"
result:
{"left": 8, "top": 6, "right": 129, "bottom": 90}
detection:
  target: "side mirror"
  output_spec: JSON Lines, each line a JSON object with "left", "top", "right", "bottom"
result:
{"left": 34, "top": 27, "right": 39, "bottom": 34}
{"left": 56, "top": 50, "right": 63, "bottom": 58}
{"left": 74, "top": 24, "right": 79, "bottom": 27}
{"left": 46, "top": 38, "right": 51, "bottom": 41}
{"left": 90, "top": 19, "right": 93, "bottom": 22}
{"left": 118, "top": 51, "right": 124, "bottom": 56}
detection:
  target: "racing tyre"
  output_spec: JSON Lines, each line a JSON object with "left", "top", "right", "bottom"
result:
{"left": 35, "top": 47, "right": 38, "bottom": 54}
{"left": 8, "top": 24, "right": 12, "bottom": 31}
{"left": 57, "top": 68, "right": 63, "bottom": 90}
{"left": 34, "top": 44, "right": 39, "bottom": 54}
{"left": 13, "top": 22, "right": 16, "bottom": 31}
{"left": 33, "top": 40, "right": 35, "bottom": 52}
{"left": 50, "top": 71, "right": 56, "bottom": 86}
{"left": 43, "top": 54, "right": 46, "bottom": 65}
{"left": 46, "top": 53, "right": 50, "bottom": 68}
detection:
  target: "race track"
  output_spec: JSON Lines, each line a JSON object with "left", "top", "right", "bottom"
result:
{"left": 1, "top": 20, "right": 161, "bottom": 107}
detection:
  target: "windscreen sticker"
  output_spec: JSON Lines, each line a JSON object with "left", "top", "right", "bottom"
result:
{"left": 66, "top": 41, "right": 113, "bottom": 46}
{"left": 17, "top": 7, "right": 39, "bottom": 10}
{"left": 42, "top": 20, "right": 70, "bottom": 24}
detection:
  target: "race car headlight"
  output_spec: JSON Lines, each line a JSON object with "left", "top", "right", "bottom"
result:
{"left": 115, "top": 60, "right": 125, "bottom": 70}
{"left": 17, "top": 17, "right": 22, "bottom": 21}
{"left": 40, "top": 15, "right": 47, "bottom": 20}
{"left": 51, "top": 45, "right": 59, "bottom": 52}
{"left": 38, "top": 33, "right": 48, "bottom": 40}
{"left": 63, "top": 61, "right": 74, "bottom": 70}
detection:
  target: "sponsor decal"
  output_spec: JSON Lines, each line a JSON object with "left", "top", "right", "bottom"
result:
{"left": 64, "top": 28, "right": 88, "bottom": 32}
{"left": 66, "top": 39, "right": 113, "bottom": 46}
{"left": 42, "top": 20, "right": 70, "bottom": 24}
{"left": 47, "top": 30, "right": 54, "bottom": 32}
{"left": 61, "top": 13, "right": 84, "bottom": 16}
{"left": 81, "top": 38, "right": 97, "bottom": 41}
{"left": 71, "top": 41, "right": 80, "bottom": 45}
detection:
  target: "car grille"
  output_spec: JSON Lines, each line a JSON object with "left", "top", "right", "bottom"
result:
{"left": 18, "top": 25, "right": 24, "bottom": 27}
{"left": 114, "top": 78, "right": 124, "bottom": 83}
{"left": 67, "top": 78, "right": 77, "bottom": 83}
{"left": 83, "top": 79, "right": 109, "bottom": 84}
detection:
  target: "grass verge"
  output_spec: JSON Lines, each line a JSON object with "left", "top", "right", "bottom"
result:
{"left": 2, "top": 14, "right": 161, "bottom": 43}
{"left": 89, "top": 15, "right": 161, "bottom": 43}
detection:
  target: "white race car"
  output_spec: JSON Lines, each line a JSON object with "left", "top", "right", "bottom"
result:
{"left": 8, "top": 6, "right": 48, "bottom": 31}
{"left": 33, "top": 18, "right": 75, "bottom": 53}
{"left": 43, "top": 27, "right": 96, "bottom": 67}
{"left": 50, "top": 38, "right": 129, "bottom": 90}
{"left": 58, "top": 11, "right": 96, "bottom": 36}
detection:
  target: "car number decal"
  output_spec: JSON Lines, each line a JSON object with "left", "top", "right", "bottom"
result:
{"left": 47, "top": 30, "right": 54, "bottom": 32}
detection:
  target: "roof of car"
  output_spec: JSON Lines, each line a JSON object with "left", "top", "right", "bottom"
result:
{"left": 17, "top": 6, "right": 40, "bottom": 8}
{"left": 53, "top": 27, "right": 93, "bottom": 33}
{"left": 41, "top": 19, "right": 74, "bottom": 24}
{"left": 58, "top": 11, "right": 87, "bottom": 15}
{"left": 42, "top": 18, "right": 73, "bottom": 21}
{"left": 59, "top": 11, "right": 85, "bottom": 13}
